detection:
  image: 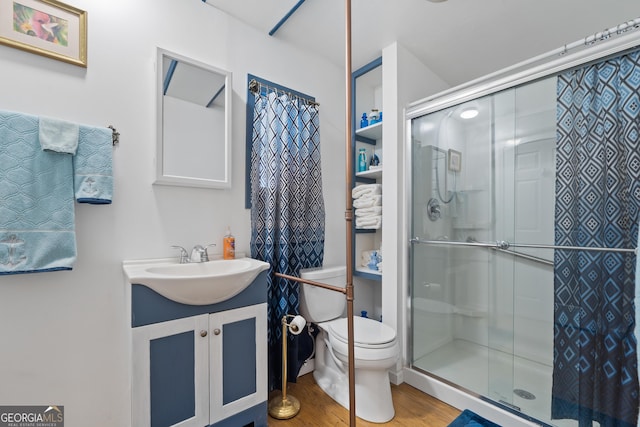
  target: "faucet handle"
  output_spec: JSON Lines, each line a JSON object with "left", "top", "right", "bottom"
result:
{"left": 171, "top": 245, "right": 189, "bottom": 263}
{"left": 203, "top": 244, "right": 216, "bottom": 262}
{"left": 190, "top": 245, "right": 206, "bottom": 263}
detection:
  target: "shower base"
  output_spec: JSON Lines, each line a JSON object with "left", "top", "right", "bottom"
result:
{"left": 410, "top": 339, "right": 595, "bottom": 427}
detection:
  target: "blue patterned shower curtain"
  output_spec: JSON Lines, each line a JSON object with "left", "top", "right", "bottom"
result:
{"left": 249, "top": 91, "right": 325, "bottom": 390}
{"left": 554, "top": 50, "right": 640, "bottom": 427}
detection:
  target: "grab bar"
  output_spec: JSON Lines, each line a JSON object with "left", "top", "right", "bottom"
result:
{"left": 487, "top": 246, "right": 554, "bottom": 266}
{"left": 410, "top": 237, "right": 553, "bottom": 266}
{"left": 466, "top": 237, "right": 553, "bottom": 266}
{"left": 410, "top": 237, "right": 638, "bottom": 255}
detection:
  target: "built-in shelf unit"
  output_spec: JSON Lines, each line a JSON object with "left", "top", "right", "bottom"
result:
{"left": 352, "top": 57, "right": 383, "bottom": 282}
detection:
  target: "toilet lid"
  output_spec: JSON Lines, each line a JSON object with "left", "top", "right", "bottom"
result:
{"left": 328, "top": 316, "right": 396, "bottom": 346}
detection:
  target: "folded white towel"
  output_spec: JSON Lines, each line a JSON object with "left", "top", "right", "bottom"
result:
{"left": 39, "top": 117, "right": 79, "bottom": 154}
{"left": 355, "top": 215, "right": 382, "bottom": 229}
{"left": 352, "top": 183, "right": 382, "bottom": 199}
{"left": 355, "top": 206, "right": 382, "bottom": 216}
{"left": 353, "top": 194, "right": 382, "bottom": 208}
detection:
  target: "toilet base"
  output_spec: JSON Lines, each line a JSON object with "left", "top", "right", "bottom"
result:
{"left": 312, "top": 333, "right": 395, "bottom": 423}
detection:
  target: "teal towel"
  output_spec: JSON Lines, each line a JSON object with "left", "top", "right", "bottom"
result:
{"left": 39, "top": 116, "right": 79, "bottom": 154}
{"left": 0, "top": 110, "right": 113, "bottom": 274}
{"left": 74, "top": 125, "right": 113, "bottom": 204}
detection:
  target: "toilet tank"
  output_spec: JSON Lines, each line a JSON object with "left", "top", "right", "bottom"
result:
{"left": 298, "top": 266, "right": 346, "bottom": 323}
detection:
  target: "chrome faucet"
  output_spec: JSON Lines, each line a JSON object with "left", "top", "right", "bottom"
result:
{"left": 190, "top": 245, "right": 208, "bottom": 263}
{"left": 172, "top": 244, "right": 216, "bottom": 263}
{"left": 171, "top": 245, "right": 189, "bottom": 263}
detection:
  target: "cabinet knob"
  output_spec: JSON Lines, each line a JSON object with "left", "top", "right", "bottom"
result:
{"left": 200, "top": 330, "right": 208, "bottom": 337}
{"left": 213, "top": 328, "right": 221, "bottom": 336}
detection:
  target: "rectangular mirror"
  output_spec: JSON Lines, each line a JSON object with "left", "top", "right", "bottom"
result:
{"left": 155, "top": 48, "right": 232, "bottom": 188}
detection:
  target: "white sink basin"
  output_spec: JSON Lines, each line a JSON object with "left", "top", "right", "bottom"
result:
{"left": 123, "top": 257, "right": 270, "bottom": 305}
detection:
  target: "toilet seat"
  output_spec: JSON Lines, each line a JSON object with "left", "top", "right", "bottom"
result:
{"left": 328, "top": 316, "right": 396, "bottom": 348}
{"left": 321, "top": 317, "right": 398, "bottom": 361}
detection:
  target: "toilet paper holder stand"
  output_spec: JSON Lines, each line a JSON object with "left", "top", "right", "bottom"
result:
{"left": 268, "top": 314, "right": 307, "bottom": 420}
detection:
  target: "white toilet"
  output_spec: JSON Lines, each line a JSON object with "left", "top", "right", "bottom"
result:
{"left": 299, "top": 266, "right": 399, "bottom": 423}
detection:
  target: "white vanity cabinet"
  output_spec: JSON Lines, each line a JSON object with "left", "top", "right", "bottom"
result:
{"left": 131, "top": 272, "right": 268, "bottom": 427}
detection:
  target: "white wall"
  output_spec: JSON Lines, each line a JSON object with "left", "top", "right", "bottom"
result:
{"left": 382, "top": 42, "right": 449, "bottom": 382}
{"left": 0, "top": 2, "right": 345, "bottom": 426}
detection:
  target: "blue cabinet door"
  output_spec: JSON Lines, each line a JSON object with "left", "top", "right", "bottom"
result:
{"left": 209, "top": 303, "right": 267, "bottom": 425}
{"left": 133, "top": 314, "right": 209, "bottom": 427}
{"left": 132, "top": 304, "right": 268, "bottom": 427}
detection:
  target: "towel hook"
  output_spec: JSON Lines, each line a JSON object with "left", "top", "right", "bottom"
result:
{"left": 108, "top": 125, "right": 120, "bottom": 146}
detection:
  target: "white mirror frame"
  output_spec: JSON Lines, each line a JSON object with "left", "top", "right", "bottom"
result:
{"left": 155, "top": 48, "right": 232, "bottom": 189}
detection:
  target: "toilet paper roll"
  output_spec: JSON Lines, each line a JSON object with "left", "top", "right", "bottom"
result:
{"left": 288, "top": 315, "right": 306, "bottom": 335}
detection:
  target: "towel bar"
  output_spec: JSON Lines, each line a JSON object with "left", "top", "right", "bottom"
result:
{"left": 108, "top": 125, "right": 120, "bottom": 146}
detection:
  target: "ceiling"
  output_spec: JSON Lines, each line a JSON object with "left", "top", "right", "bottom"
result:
{"left": 204, "top": 0, "right": 640, "bottom": 87}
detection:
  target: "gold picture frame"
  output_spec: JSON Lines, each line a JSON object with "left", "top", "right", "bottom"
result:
{"left": 0, "top": 0, "right": 87, "bottom": 67}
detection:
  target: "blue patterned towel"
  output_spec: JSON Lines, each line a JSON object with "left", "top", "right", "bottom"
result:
{"left": 0, "top": 110, "right": 113, "bottom": 274}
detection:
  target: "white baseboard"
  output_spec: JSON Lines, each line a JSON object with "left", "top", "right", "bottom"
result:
{"left": 389, "top": 367, "right": 403, "bottom": 385}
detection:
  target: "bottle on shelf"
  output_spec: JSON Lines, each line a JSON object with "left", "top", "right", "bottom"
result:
{"left": 360, "top": 113, "right": 369, "bottom": 129}
{"left": 358, "top": 148, "right": 368, "bottom": 172}
{"left": 369, "top": 109, "right": 380, "bottom": 124}
{"left": 367, "top": 251, "right": 379, "bottom": 270}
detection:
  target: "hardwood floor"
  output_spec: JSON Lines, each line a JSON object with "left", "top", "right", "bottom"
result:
{"left": 267, "top": 373, "right": 461, "bottom": 426}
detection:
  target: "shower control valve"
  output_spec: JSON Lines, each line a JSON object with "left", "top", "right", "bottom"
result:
{"left": 427, "top": 198, "right": 441, "bottom": 221}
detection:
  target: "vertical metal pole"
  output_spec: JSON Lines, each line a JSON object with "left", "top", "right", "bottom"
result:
{"left": 344, "top": 0, "right": 356, "bottom": 426}
{"left": 281, "top": 317, "right": 288, "bottom": 401}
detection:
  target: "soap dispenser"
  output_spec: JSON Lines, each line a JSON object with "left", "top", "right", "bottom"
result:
{"left": 223, "top": 226, "right": 235, "bottom": 259}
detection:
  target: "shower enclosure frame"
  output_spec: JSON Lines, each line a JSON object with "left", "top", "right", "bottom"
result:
{"left": 402, "top": 28, "right": 640, "bottom": 427}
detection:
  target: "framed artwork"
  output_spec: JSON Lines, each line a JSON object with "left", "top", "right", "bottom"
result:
{"left": 448, "top": 149, "right": 462, "bottom": 172}
{"left": 0, "top": 0, "right": 87, "bottom": 67}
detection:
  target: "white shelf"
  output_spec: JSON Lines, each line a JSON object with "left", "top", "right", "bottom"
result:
{"left": 452, "top": 222, "right": 491, "bottom": 230}
{"left": 355, "top": 266, "right": 382, "bottom": 277}
{"left": 355, "top": 121, "right": 382, "bottom": 140}
{"left": 453, "top": 305, "right": 487, "bottom": 318}
{"left": 355, "top": 168, "right": 382, "bottom": 180}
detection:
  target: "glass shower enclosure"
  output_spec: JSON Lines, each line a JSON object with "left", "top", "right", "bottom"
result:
{"left": 409, "top": 76, "right": 562, "bottom": 425}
